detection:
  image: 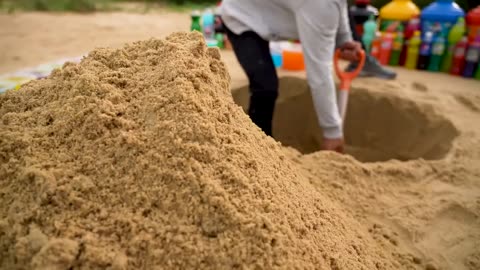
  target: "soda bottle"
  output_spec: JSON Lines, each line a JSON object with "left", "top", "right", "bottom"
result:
{"left": 405, "top": 30, "right": 421, "bottom": 69}
{"left": 463, "top": 34, "right": 480, "bottom": 78}
{"left": 451, "top": 36, "right": 468, "bottom": 75}
{"left": 202, "top": 8, "right": 215, "bottom": 41}
{"left": 389, "top": 27, "right": 404, "bottom": 66}
{"left": 379, "top": 32, "right": 395, "bottom": 65}
{"left": 428, "top": 34, "right": 446, "bottom": 72}
{"left": 371, "top": 32, "right": 382, "bottom": 60}
{"left": 417, "top": 31, "right": 433, "bottom": 70}
{"left": 441, "top": 18, "right": 466, "bottom": 73}
{"left": 466, "top": 5, "right": 480, "bottom": 42}
{"left": 474, "top": 65, "right": 480, "bottom": 80}
{"left": 215, "top": 33, "right": 224, "bottom": 49}
{"left": 400, "top": 16, "right": 420, "bottom": 66}
{"left": 191, "top": 10, "right": 202, "bottom": 32}
{"left": 362, "top": 14, "right": 377, "bottom": 53}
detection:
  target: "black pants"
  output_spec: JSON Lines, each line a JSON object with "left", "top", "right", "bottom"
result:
{"left": 225, "top": 26, "right": 278, "bottom": 136}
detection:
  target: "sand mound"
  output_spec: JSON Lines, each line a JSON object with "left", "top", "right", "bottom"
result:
{"left": 233, "top": 77, "right": 459, "bottom": 162}
{"left": 0, "top": 32, "right": 401, "bottom": 269}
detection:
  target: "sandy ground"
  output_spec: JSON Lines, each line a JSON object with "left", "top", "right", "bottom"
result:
{"left": 0, "top": 11, "right": 189, "bottom": 74}
{"left": 1, "top": 11, "right": 480, "bottom": 270}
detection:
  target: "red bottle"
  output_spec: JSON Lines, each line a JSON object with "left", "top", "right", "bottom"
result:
{"left": 466, "top": 6, "right": 480, "bottom": 42}
{"left": 451, "top": 36, "right": 468, "bottom": 76}
{"left": 371, "top": 32, "right": 382, "bottom": 60}
{"left": 379, "top": 32, "right": 394, "bottom": 65}
{"left": 400, "top": 16, "right": 420, "bottom": 66}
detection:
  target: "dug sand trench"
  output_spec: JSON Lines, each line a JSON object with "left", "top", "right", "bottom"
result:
{"left": 0, "top": 32, "right": 413, "bottom": 269}
{"left": 232, "top": 77, "right": 459, "bottom": 162}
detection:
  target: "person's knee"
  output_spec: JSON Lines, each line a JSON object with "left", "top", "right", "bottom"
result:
{"left": 248, "top": 66, "right": 278, "bottom": 97}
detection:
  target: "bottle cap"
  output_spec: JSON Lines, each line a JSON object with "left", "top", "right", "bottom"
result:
{"left": 355, "top": 0, "right": 370, "bottom": 5}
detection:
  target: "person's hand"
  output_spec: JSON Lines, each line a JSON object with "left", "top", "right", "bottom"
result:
{"left": 339, "top": 41, "right": 362, "bottom": 62}
{"left": 322, "top": 137, "right": 345, "bottom": 154}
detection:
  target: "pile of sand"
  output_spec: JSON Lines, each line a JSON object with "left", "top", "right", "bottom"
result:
{"left": 0, "top": 32, "right": 405, "bottom": 269}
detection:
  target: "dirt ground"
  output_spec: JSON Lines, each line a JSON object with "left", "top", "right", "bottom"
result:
{"left": 1, "top": 10, "right": 480, "bottom": 270}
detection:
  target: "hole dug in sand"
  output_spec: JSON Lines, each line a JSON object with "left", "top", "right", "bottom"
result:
{"left": 232, "top": 77, "right": 459, "bottom": 162}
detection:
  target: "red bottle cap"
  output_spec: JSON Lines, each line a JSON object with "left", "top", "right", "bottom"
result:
{"left": 355, "top": 0, "right": 370, "bottom": 5}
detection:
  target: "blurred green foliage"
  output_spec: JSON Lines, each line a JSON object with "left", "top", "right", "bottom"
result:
{"left": 0, "top": 0, "right": 104, "bottom": 12}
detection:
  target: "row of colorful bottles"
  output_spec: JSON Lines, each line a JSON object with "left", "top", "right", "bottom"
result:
{"left": 378, "top": 0, "right": 480, "bottom": 43}
{"left": 404, "top": 30, "right": 480, "bottom": 78}
{"left": 364, "top": 15, "right": 480, "bottom": 79}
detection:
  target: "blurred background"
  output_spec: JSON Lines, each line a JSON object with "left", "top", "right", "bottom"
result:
{"left": 0, "top": 0, "right": 476, "bottom": 13}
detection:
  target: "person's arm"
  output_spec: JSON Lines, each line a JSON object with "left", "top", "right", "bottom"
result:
{"left": 336, "top": 0, "right": 354, "bottom": 47}
{"left": 295, "top": 0, "right": 353, "bottom": 140}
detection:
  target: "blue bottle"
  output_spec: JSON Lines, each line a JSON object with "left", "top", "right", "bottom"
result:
{"left": 421, "top": 0, "right": 465, "bottom": 39}
{"left": 417, "top": 31, "right": 434, "bottom": 70}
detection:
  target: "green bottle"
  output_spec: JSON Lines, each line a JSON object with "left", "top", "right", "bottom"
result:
{"left": 191, "top": 11, "right": 202, "bottom": 32}
{"left": 428, "top": 34, "right": 446, "bottom": 72}
{"left": 362, "top": 15, "right": 377, "bottom": 53}
{"left": 389, "top": 26, "right": 404, "bottom": 66}
{"left": 441, "top": 18, "right": 465, "bottom": 72}
{"left": 475, "top": 66, "right": 480, "bottom": 80}
{"left": 215, "top": 33, "right": 224, "bottom": 49}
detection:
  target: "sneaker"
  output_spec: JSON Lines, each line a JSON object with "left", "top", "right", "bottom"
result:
{"left": 345, "top": 55, "right": 397, "bottom": 80}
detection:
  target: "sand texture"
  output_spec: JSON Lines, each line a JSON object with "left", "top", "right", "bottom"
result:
{"left": 0, "top": 11, "right": 479, "bottom": 270}
{"left": 1, "top": 32, "right": 410, "bottom": 269}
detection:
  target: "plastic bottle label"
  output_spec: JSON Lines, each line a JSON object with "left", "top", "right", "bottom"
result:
{"left": 466, "top": 48, "right": 480, "bottom": 62}
{"left": 420, "top": 44, "right": 431, "bottom": 55}
{"left": 381, "top": 40, "right": 392, "bottom": 49}
{"left": 455, "top": 47, "right": 466, "bottom": 57}
{"left": 432, "top": 43, "right": 445, "bottom": 55}
{"left": 392, "top": 41, "right": 402, "bottom": 50}
{"left": 422, "top": 21, "right": 453, "bottom": 38}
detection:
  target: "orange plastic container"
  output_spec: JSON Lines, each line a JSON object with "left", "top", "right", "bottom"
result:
{"left": 282, "top": 45, "right": 305, "bottom": 71}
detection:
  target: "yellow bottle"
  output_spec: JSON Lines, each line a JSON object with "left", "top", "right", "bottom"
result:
{"left": 405, "top": 30, "right": 422, "bottom": 69}
{"left": 380, "top": 0, "right": 420, "bottom": 31}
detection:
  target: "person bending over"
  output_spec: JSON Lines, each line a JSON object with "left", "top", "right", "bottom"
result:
{"left": 221, "top": 0, "right": 362, "bottom": 153}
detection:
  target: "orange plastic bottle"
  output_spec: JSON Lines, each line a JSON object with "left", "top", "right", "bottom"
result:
{"left": 379, "top": 32, "right": 395, "bottom": 65}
